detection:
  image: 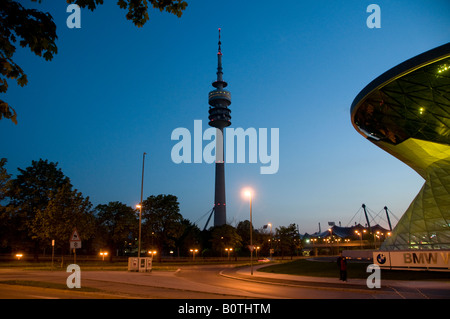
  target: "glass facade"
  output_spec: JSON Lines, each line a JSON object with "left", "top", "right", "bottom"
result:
{"left": 351, "top": 43, "right": 450, "bottom": 250}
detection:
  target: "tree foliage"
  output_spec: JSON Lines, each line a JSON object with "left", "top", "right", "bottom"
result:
{"left": 0, "top": 0, "right": 58, "bottom": 124}
{"left": 0, "top": 158, "right": 12, "bottom": 248}
{"left": 1, "top": 158, "right": 303, "bottom": 259}
{"left": 275, "top": 223, "right": 300, "bottom": 258}
{"left": 31, "top": 182, "right": 95, "bottom": 250}
{"left": 210, "top": 224, "right": 242, "bottom": 254}
{"left": 0, "top": 0, "right": 188, "bottom": 123}
{"left": 8, "top": 159, "right": 71, "bottom": 234}
{"left": 95, "top": 201, "right": 137, "bottom": 258}
{"left": 142, "top": 194, "right": 184, "bottom": 260}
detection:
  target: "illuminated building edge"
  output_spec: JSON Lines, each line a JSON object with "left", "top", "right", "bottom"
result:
{"left": 351, "top": 42, "right": 450, "bottom": 250}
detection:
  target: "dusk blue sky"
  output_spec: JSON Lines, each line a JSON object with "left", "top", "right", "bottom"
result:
{"left": 2, "top": 1, "right": 450, "bottom": 233}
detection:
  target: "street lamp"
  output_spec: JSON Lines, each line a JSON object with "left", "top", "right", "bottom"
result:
{"left": 137, "top": 152, "right": 147, "bottom": 258}
{"left": 190, "top": 249, "right": 198, "bottom": 261}
{"left": 355, "top": 230, "right": 363, "bottom": 248}
{"left": 243, "top": 188, "right": 254, "bottom": 275}
{"left": 268, "top": 223, "right": 273, "bottom": 259}
{"left": 225, "top": 247, "right": 233, "bottom": 260}
{"left": 328, "top": 228, "right": 333, "bottom": 255}
{"left": 136, "top": 204, "right": 142, "bottom": 258}
{"left": 100, "top": 251, "right": 108, "bottom": 261}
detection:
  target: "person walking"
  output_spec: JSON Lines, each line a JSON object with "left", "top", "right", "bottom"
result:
{"left": 337, "top": 253, "right": 347, "bottom": 282}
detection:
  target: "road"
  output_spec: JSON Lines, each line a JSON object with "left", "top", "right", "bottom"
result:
{"left": 0, "top": 264, "right": 449, "bottom": 300}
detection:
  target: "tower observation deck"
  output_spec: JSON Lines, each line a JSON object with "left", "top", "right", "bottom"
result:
{"left": 208, "top": 29, "right": 231, "bottom": 128}
{"left": 209, "top": 28, "right": 231, "bottom": 227}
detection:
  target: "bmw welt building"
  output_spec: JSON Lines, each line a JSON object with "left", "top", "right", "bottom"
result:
{"left": 350, "top": 42, "right": 450, "bottom": 253}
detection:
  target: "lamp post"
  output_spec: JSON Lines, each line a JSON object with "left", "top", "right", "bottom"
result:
{"left": 190, "top": 249, "right": 198, "bottom": 261}
{"left": 100, "top": 251, "right": 108, "bottom": 261}
{"left": 136, "top": 204, "right": 142, "bottom": 258}
{"left": 243, "top": 188, "right": 253, "bottom": 275}
{"left": 328, "top": 228, "right": 333, "bottom": 255}
{"left": 355, "top": 230, "right": 363, "bottom": 248}
{"left": 268, "top": 223, "right": 272, "bottom": 259}
{"left": 137, "top": 152, "right": 147, "bottom": 258}
{"left": 225, "top": 248, "right": 233, "bottom": 260}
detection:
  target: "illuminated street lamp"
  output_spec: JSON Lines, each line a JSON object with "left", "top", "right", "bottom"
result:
{"left": 137, "top": 152, "right": 147, "bottom": 258}
{"left": 99, "top": 251, "right": 108, "bottom": 261}
{"left": 15, "top": 253, "right": 23, "bottom": 260}
{"left": 355, "top": 230, "right": 363, "bottom": 248}
{"left": 225, "top": 247, "right": 233, "bottom": 260}
{"left": 190, "top": 249, "right": 198, "bottom": 261}
{"left": 268, "top": 223, "right": 273, "bottom": 259}
{"left": 328, "top": 228, "right": 333, "bottom": 254}
{"left": 242, "top": 188, "right": 254, "bottom": 275}
{"left": 136, "top": 203, "right": 142, "bottom": 258}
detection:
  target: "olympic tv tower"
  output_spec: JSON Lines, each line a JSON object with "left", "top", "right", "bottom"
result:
{"left": 208, "top": 28, "right": 231, "bottom": 227}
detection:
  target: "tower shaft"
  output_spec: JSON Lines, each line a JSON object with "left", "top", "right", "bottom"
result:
{"left": 214, "top": 138, "right": 226, "bottom": 226}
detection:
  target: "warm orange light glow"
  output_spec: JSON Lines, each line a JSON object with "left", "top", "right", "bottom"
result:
{"left": 242, "top": 187, "right": 253, "bottom": 199}
{"left": 135, "top": 204, "right": 142, "bottom": 209}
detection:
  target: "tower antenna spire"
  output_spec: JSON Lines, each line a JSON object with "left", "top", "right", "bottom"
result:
{"left": 218, "top": 28, "right": 222, "bottom": 54}
{"left": 216, "top": 28, "right": 223, "bottom": 84}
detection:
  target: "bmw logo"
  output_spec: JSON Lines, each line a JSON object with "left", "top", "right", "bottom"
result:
{"left": 377, "top": 253, "right": 386, "bottom": 264}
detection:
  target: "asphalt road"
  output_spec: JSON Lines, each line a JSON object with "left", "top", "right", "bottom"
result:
{"left": 0, "top": 264, "right": 449, "bottom": 299}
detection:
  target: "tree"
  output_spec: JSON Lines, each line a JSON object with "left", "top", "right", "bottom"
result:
{"left": 141, "top": 194, "right": 183, "bottom": 261}
{"left": 0, "top": 158, "right": 11, "bottom": 201}
{"left": 7, "top": 159, "right": 71, "bottom": 259}
{"left": 176, "top": 218, "right": 201, "bottom": 257}
{"left": 1, "top": 0, "right": 188, "bottom": 123}
{"left": 0, "top": 0, "right": 57, "bottom": 124}
{"left": 31, "top": 182, "right": 95, "bottom": 258}
{"left": 95, "top": 201, "right": 137, "bottom": 260}
{"left": 236, "top": 220, "right": 258, "bottom": 255}
{"left": 275, "top": 223, "right": 300, "bottom": 259}
{"left": 210, "top": 224, "right": 242, "bottom": 256}
{"left": 0, "top": 158, "right": 12, "bottom": 250}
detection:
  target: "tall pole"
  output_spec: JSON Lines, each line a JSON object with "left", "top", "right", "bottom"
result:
{"left": 138, "top": 152, "right": 146, "bottom": 258}
{"left": 268, "top": 223, "right": 272, "bottom": 259}
{"left": 249, "top": 193, "right": 253, "bottom": 276}
{"left": 51, "top": 239, "right": 55, "bottom": 271}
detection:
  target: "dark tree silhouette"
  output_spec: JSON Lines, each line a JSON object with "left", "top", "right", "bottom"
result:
{"left": 0, "top": 0, "right": 188, "bottom": 123}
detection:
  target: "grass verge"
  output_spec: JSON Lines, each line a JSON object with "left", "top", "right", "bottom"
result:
{"left": 0, "top": 280, "right": 102, "bottom": 292}
{"left": 258, "top": 258, "right": 450, "bottom": 281}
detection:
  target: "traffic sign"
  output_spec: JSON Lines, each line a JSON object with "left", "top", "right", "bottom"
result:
{"left": 70, "top": 240, "right": 81, "bottom": 249}
{"left": 69, "top": 228, "right": 81, "bottom": 249}
{"left": 70, "top": 229, "right": 81, "bottom": 242}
